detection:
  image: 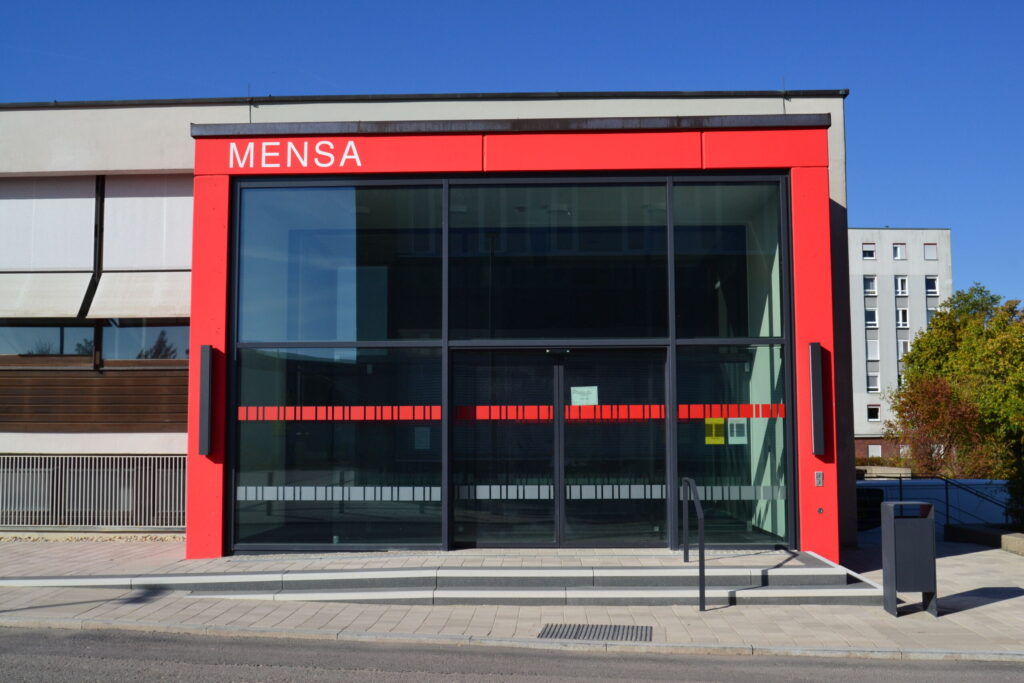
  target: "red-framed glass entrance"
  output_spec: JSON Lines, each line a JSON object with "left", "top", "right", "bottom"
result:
{"left": 186, "top": 127, "right": 838, "bottom": 561}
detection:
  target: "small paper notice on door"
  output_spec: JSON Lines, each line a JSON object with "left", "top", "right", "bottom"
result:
{"left": 570, "top": 386, "right": 599, "bottom": 406}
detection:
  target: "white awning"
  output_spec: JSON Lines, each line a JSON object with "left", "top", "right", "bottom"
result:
{"left": 87, "top": 271, "right": 191, "bottom": 318}
{"left": 0, "top": 272, "right": 92, "bottom": 317}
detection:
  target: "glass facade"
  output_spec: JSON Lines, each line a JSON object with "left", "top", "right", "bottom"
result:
{"left": 449, "top": 184, "right": 667, "bottom": 339}
{"left": 677, "top": 346, "right": 787, "bottom": 544}
{"left": 236, "top": 347, "right": 442, "bottom": 545}
{"left": 237, "top": 185, "right": 442, "bottom": 343}
{"left": 233, "top": 177, "right": 790, "bottom": 550}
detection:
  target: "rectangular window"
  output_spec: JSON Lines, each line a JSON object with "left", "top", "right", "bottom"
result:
{"left": 0, "top": 326, "right": 93, "bottom": 357}
{"left": 451, "top": 182, "right": 670, "bottom": 339}
{"left": 863, "top": 276, "right": 877, "bottom": 295}
{"left": 237, "top": 184, "right": 443, "bottom": 343}
{"left": 673, "top": 183, "right": 781, "bottom": 339}
{"left": 862, "top": 242, "right": 876, "bottom": 259}
{"left": 235, "top": 347, "right": 443, "bottom": 546}
{"left": 896, "top": 308, "right": 909, "bottom": 328}
{"left": 927, "top": 307, "right": 937, "bottom": 325}
{"left": 924, "top": 243, "right": 938, "bottom": 260}
{"left": 866, "top": 339, "right": 880, "bottom": 361}
{"left": 898, "top": 339, "right": 911, "bottom": 359}
{"left": 892, "top": 243, "right": 906, "bottom": 260}
{"left": 677, "top": 345, "right": 787, "bottom": 544}
{"left": 867, "top": 373, "right": 880, "bottom": 392}
{"left": 865, "top": 308, "right": 878, "bottom": 328}
{"left": 868, "top": 444, "right": 882, "bottom": 458}
{"left": 867, "top": 405, "right": 880, "bottom": 421}
{"left": 925, "top": 276, "right": 939, "bottom": 296}
{"left": 894, "top": 276, "right": 908, "bottom": 296}
{"left": 102, "top": 320, "right": 189, "bottom": 360}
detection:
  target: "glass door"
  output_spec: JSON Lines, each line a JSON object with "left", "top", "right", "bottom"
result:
{"left": 452, "top": 351, "right": 556, "bottom": 545}
{"left": 562, "top": 350, "right": 666, "bottom": 545}
{"left": 451, "top": 349, "right": 666, "bottom": 547}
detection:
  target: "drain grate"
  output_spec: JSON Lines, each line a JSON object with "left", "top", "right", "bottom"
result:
{"left": 538, "top": 623, "right": 652, "bottom": 642}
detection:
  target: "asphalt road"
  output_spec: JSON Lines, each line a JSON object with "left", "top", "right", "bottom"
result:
{"left": 0, "top": 627, "right": 1020, "bottom": 682}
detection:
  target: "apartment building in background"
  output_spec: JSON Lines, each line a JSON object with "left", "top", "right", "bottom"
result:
{"left": 848, "top": 228, "right": 952, "bottom": 460}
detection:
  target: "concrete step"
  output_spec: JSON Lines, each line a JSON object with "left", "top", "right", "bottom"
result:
{"left": 186, "top": 582, "right": 883, "bottom": 607}
{"left": 0, "top": 566, "right": 851, "bottom": 592}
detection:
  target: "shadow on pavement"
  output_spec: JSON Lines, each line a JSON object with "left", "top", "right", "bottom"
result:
{"left": 936, "top": 587, "right": 1024, "bottom": 614}
{"left": 843, "top": 530, "right": 995, "bottom": 574}
{"left": 0, "top": 587, "right": 166, "bottom": 615}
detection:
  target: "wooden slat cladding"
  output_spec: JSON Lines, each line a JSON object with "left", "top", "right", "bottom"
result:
{"left": 0, "top": 368, "right": 187, "bottom": 432}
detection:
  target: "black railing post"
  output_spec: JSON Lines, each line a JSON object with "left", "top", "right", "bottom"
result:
{"left": 680, "top": 477, "right": 705, "bottom": 612}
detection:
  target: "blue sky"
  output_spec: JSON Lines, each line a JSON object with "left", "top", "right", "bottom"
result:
{"left": 2, "top": 0, "right": 1021, "bottom": 299}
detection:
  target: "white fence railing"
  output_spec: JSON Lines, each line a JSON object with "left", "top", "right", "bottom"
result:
{"left": 0, "top": 455, "right": 185, "bottom": 529}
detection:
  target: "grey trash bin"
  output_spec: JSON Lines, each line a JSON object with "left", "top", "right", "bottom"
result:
{"left": 881, "top": 501, "right": 938, "bottom": 616}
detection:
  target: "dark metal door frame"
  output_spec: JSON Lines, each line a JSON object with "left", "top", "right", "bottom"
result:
{"left": 451, "top": 347, "right": 667, "bottom": 548}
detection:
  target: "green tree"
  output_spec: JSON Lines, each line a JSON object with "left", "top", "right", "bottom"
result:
{"left": 885, "top": 285, "right": 1024, "bottom": 526}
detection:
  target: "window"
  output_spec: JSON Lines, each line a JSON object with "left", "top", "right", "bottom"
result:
{"left": 862, "top": 242, "right": 876, "bottom": 259}
{"left": 863, "top": 276, "right": 877, "bottom": 295}
{"left": 867, "top": 373, "right": 880, "bottom": 392}
{"left": 898, "top": 339, "right": 911, "bottom": 359}
{"left": 892, "top": 243, "right": 906, "bottom": 260}
{"left": 865, "top": 308, "right": 878, "bottom": 328}
{"left": 102, "top": 320, "right": 189, "bottom": 360}
{"left": 896, "top": 308, "right": 909, "bottom": 328}
{"left": 867, "top": 405, "right": 880, "bottom": 421}
{"left": 868, "top": 444, "right": 882, "bottom": 458}
{"left": 866, "top": 339, "right": 880, "bottom": 361}
{"left": 924, "top": 243, "right": 938, "bottom": 260}
{"left": 927, "top": 307, "right": 937, "bottom": 325}
{"left": 0, "top": 325, "right": 93, "bottom": 357}
{"left": 894, "top": 276, "right": 908, "bottom": 296}
{"left": 925, "top": 276, "right": 939, "bottom": 296}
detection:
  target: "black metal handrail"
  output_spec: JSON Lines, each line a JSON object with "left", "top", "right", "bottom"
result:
{"left": 680, "top": 477, "right": 706, "bottom": 611}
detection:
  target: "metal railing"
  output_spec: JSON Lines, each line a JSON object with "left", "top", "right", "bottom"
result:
{"left": 0, "top": 455, "right": 185, "bottom": 529}
{"left": 680, "top": 476, "right": 706, "bottom": 611}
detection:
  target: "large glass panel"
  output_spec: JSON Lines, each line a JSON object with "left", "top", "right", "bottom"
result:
{"left": 450, "top": 183, "right": 667, "bottom": 339}
{"left": 674, "top": 183, "right": 782, "bottom": 338}
{"left": 235, "top": 347, "right": 441, "bottom": 546}
{"left": 0, "top": 326, "right": 93, "bottom": 356}
{"left": 102, "top": 320, "right": 189, "bottom": 359}
{"left": 563, "top": 350, "right": 665, "bottom": 544}
{"left": 677, "top": 345, "right": 787, "bottom": 544}
{"left": 238, "top": 185, "right": 442, "bottom": 342}
{"left": 452, "top": 351, "right": 555, "bottom": 545}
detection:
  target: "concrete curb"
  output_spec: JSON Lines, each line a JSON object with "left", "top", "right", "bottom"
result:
{"left": 3, "top": 615, "right": 1023, "bottom": 662}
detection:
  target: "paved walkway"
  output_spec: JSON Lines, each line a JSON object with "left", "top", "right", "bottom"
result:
{"left": 1, "top": 535, "right": 1023, "bottom": 661}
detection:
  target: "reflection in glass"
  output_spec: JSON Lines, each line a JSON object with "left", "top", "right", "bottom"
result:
{"left": 677, "top": 346, "right": 787, "bottom": 544}
{"left": 0, "top": 327, "right": 93, "bottom": 356}
{"left": 450, "top": 184, "right": 667, "bottom": 339}
{"left": 238, "top": 185, "right": 442, "bottom": 342}
{"left": 452, "top": 352, "right": 555, "bottom": 545}
{"left": 674, "top": 183, "right": 782, "bottom": 338}
{"left": 102, "top": 321, "right": 189, "bottom": 359}
{"left": 235, "top": 347, "right": 441, "bottom": 546}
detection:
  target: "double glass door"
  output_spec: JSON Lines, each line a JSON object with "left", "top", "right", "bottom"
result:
{"left": 452, "top": 349, "right": 665, "bottom": 546}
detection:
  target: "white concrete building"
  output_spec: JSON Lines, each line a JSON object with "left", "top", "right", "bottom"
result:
{"left": 847, "top": 228, "right": 952, "bottom": 459}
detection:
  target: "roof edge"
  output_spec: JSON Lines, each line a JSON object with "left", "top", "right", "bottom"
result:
{"left": 191, "top": 113, "right": 832, "bottom": 138}
{"left": 1, "top": 89, "right": 850, "bottom": 111}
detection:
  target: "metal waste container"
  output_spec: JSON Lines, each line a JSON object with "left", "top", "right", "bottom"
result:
{"left": 881, "top": 501, "right": 938, "bottom": 616}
